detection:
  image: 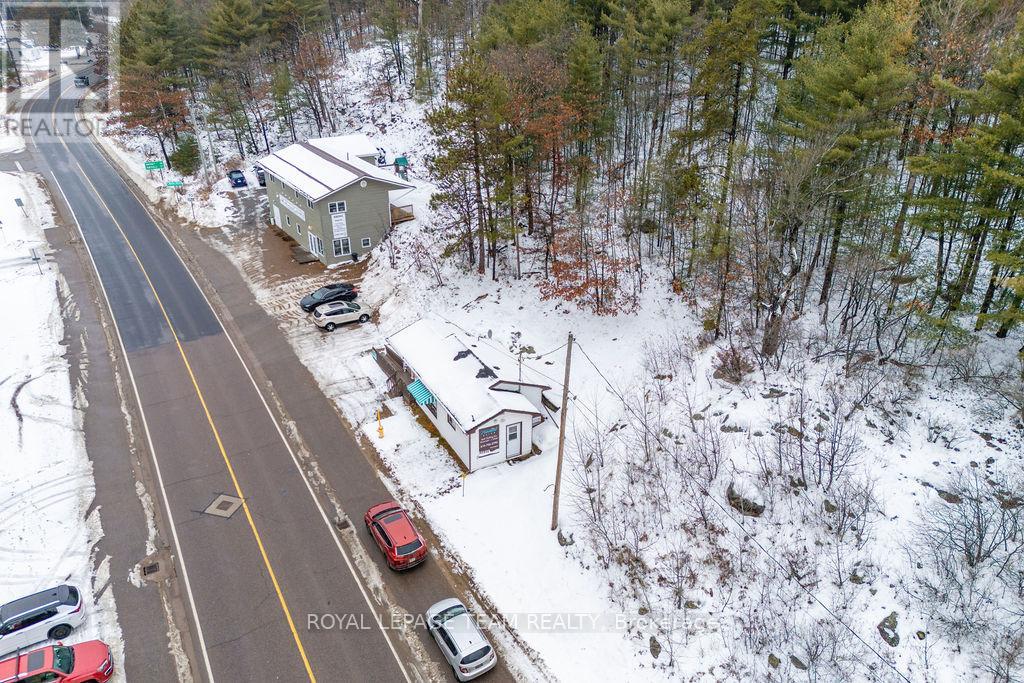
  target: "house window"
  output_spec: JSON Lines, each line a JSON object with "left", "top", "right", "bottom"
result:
{"left": 427, "top": 402, "right": 437, "bottom": 417}
{"left": 286, "top": 215, "right": 291, "bottom": 226}
{"left": 296, "top": 224, "right": 302, "bottom": 235}
{"left": 328, "top": 201, "right": 347, "bottom": 214}
{"left": 293, "top": 188, "right": 298, "bottom": 198}
{"left": 333, "top": 237, "right": 351, "bottom": 257}
{"left": 447, "top": 412, "right": 456, "bottom": 430}
{"left": 361, "top": 237, "right": 372, "bottom": 249}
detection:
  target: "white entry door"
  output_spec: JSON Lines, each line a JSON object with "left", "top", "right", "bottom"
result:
{"left": 506, "top": 423, "right": 521, "bottom": 456}
{"left": 272, "top": 204, "right": 282, "bottom": 227}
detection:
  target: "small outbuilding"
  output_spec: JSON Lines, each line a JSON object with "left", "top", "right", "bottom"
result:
{"left": 384, "top": 319, "right": 552, "bottom": 472}
{"left": 258, "top": 134, "right": 414, "bottom": 266}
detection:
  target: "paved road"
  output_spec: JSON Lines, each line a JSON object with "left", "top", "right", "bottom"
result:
{"left": 24, "top": 74, "right": 525, "bottom": 683}
{"left": 25, "top": 77, "right": 410, "bottom": 681}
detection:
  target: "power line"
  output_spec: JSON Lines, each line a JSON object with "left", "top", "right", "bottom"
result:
{"left": 571, "top": 341, "right": 912, "bottom": 683}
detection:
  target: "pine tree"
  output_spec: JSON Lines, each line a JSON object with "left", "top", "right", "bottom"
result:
{"left": 937, "top": 24, "right": 1024, "bottom": 337}
{"left": 116, "top": 0, "right": 193, "bottom": 166}
{"left": 774, "top": 0, "right": 916, "bottom": 314}
{"left": 426, "top": 52, "right": 508, "bottom": 273}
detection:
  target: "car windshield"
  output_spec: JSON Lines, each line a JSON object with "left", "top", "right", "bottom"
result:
{"left": 397, "top": 539, "right": 422, "bottom": 556}
{"left": 435, "top": 604, "right": 467, "bottom": 624}
{"left": 52, "top": 646, "right": 74, "bottom": 674}
{"left": 229, "top": 171, "right": 242, "bottom": 177}
{"left": 461, "top": 646, "right": 491, "bottom": 665}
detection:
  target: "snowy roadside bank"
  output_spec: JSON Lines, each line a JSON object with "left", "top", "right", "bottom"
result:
{"left": 0, "top": 170, "right": 125, "bottom": 676}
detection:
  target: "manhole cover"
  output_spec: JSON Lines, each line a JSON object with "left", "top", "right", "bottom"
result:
{"left": 204, "top": 494, "right": 243, "bottom": 518}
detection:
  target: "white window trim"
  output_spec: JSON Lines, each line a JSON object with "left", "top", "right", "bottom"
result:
{"left": 333, "top": 237, "right": 351, "bottom": 257}
{"left": 329, "top": 201, "right": 347, "bottom": 214}
{"left": 361, "top": 237, "right": 372, "bottom": 249}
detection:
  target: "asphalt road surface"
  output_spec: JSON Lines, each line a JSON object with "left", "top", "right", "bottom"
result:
{"left": 21, "top": 74, "right": 521, "bottom": 683}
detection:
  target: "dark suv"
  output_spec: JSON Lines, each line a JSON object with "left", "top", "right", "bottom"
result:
{"left": 298, "top": 283, "right": 358, "bottom": 312}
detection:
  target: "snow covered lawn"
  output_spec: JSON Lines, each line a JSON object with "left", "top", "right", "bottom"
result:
{"left": 0, "top": 171, "right": 124, "bottom": 675}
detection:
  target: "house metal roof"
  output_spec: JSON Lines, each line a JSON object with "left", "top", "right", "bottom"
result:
{"left": 257, "top": 134, "right": 413, "bottom": 202}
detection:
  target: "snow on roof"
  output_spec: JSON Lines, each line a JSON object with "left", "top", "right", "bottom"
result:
{"left": 469, "top": 340, "right": 553, "bottom": 390}
{"left": 386, "top": 319, "right": 539, "bottom": 431}
{"left": 257, "top": 135, "right": 413, "bottom": 202}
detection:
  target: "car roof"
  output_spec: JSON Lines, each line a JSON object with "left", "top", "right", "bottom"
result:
{"left": 378, "top": 510, "right": 418, "bottom": 546}
{"left": 0, "top": 646, "right": 52, "bottom": 681}
{"left": 442, "top": 612, "right": 488, "bottom": 654}
{"left": 0, "top": 586, "right": 70, "bottom": 623}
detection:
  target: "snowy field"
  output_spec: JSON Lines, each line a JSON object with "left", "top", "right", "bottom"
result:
{"left": 0, "top": 170, "right": 125, "bottom": 674}
{"left": 99, "top": 45, "right": 1024, "bottom": 682}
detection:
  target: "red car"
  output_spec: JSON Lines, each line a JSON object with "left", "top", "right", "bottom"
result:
{"left": 364, "top": 502, "right": 428, "bottom": 570}
{"left": 0, "top": 640, "right": 114, "bottom": 682}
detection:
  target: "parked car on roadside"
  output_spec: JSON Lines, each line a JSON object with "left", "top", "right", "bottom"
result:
{"left": 363, "top": 503, "right": 428, "bottom": 570}
{"left": 253, "top": 166, "right": 266, "bottom": 187}
{"left": 72, "top": 74, "right": 89, "bottom": 87}
{"left": 426, "top": 599, "right": 498, "bottom": 681}
{"left": 298, "top": 283, "right": 358, "bottom": 312}
{"left": 227, "top": 169, "right": 247, "bottom": 188}
{"left": 0, "top": 585, "right": 85, "bottom": 657}
{"left": 0, "top": 640, "right": 114, "bottom": 683}
{"left": 311, "top": 301, "right": 370, "bottom": 331}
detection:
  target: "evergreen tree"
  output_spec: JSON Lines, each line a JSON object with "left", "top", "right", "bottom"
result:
{"left": 169, "top": 135, "right": 201, "bottom": 175}
{"left": 774, "top": 0, "right": 916, "bottom": 313}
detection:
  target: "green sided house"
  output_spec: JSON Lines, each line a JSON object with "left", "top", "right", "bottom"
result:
{"left": 257, "top": 134, "right": 414, "bottom": 266}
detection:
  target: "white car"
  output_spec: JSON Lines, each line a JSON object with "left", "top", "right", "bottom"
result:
{"left": 0, "top": 585, "right": 85, "bottom": 657}
{"left": 311, "top": 300, "right": 371, "bottom": 331}
{"left": 425, "top": 598, "right": 498, "bottom": 681}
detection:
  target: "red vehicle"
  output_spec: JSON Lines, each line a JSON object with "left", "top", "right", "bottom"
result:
{"left": 364, "top": 502, "right": 428, "bottom": 570}
{"left": 0, "top": 640, "right": 114, "bottom": 683}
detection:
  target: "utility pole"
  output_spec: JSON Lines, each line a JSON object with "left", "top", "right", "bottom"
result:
{"left": 550, "top": 332, "right": 573, "bottom": 531}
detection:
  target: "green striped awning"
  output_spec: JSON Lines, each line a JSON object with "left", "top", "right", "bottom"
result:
{"left": 407, "top": 379, "right": 435, "bottom": 405}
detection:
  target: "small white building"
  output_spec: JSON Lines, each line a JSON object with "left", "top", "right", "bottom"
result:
{"left": 385, "top": 320, "right": 551, "bottom": 472}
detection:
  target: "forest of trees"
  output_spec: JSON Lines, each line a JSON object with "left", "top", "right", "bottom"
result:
{"left": 114, "top": 0, "right": 1024, "bottom": 371}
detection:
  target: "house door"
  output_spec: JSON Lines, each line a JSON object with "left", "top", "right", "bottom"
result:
{"left": 272, "top": 204, "right": 281, "bottom": 227}
{"left": 506, "top": 422, "right": 521, "bottom": 456}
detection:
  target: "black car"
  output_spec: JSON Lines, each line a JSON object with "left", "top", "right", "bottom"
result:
{"left": 73, "top": 74, "right": 90, "bottom": 87}
{"left": 299, "top": 283, "right": 358, "bottom": 312}
{"left": 254, "top": 166, "right": 266, "bottom": 187}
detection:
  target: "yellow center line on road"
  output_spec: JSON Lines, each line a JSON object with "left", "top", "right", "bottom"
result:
{"left": 47, "top": 91, "right": 318, "bottom": 683}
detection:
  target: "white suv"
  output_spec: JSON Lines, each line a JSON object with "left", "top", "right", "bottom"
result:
{"left": 311, "top": 301, "right": 371, "bottom": 331}
{"left": 0, "top": 585, "right": 85, "bottom": 657}
{"left": 426, "top": 599, "right": 498, "bottom": 681}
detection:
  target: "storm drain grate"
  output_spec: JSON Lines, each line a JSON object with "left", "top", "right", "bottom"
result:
{"left": 142, "top": 562, "right": 160, "bottom": 577}
{"left": 204, "top": 494, "right": 244, "bottom": 519}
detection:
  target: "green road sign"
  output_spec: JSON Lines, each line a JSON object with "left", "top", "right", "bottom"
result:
{"left": 166, "top": 181, "right": 183, "bottom": 187}
{"left": 145, "top": 160, "right": 165, "bottom": 171}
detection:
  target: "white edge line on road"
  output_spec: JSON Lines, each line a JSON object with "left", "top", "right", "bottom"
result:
{"left": 76, "top": 97, "right": 414, "bottom": 680}
{"left": 26, "top": 83, "right": 218, "bottom": 683}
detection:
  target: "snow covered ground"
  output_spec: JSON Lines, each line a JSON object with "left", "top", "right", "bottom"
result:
{"left": 0, "top": 169, "right": 125, "bottom": 674}
{"left": 97, "top": 44, "right": 1024, "bottom": 682}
